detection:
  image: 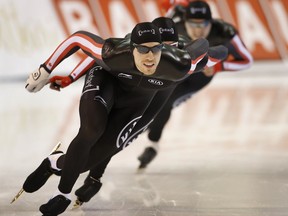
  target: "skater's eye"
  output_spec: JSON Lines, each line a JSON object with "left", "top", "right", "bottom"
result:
{"left": 133, "top": 44, "right": 163, "bottom": 54}
{"left": 186, "top": 20, "right": 210, "bottom": 28}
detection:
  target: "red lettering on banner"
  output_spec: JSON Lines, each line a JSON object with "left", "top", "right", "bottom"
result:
{"left": 52, "top": 0, "right": 144, "bottom": 38}
{"left": 98, "top": 0, "right": 140, "bottom": 37}
{"left": 262, "top": 0, "right": 288, "bottom": 59}
{"left": 52, "top": 0, "right": 286, "bottom": 60}
{"left": 52, "top": 0, "right": 98, "bottom": 34}
{"left": 225, "top": 0, "right": 280, "bottom": 60}
{"left": 137, "top": 0, "right": 162, "bottom": 21}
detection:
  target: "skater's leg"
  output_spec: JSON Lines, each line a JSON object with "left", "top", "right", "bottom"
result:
{"left": 138, "top": 73, "right": 214, "bottom": 169}
{"left": 39, "top": 97, "right": 108, "bottom": 215}
{"left": 58, "top": 100, "right": 108, "bottom": 193}
{"left": 138, "top": 101, "right": 173, "bottom": 169}
{"left": 74, "top": 157, "right": 111, "bottom": 207}
{"left": 118, "top": 87, "right": 173, "bottom": 170}
{"left": 73, "top": 88, "right": 164, "bottom": 206}
{"left": 39, "top": 68, "right": 114, "bottom": 215}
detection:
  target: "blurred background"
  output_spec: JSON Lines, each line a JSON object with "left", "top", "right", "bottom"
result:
{"left": 0, "top": 0, "right": 288, "bottom": 215}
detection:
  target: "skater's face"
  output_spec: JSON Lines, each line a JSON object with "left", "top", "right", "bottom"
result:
{"left": 185, "top": 19, "right": 211, "bottom": 40}
{"left": 133, "top": 42, "right": 163, "bottom": 75}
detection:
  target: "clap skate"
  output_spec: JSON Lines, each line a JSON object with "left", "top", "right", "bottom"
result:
{"left": 73, "top": 176, "right": 102, "bottom": 208}
{"left": 10, "top": 142, "right": 62, "bottom": 204}
{"left": 40, "top": 194, "right": 71, "bottom": 216}
{"left": 137, "top": 147, "right": 157, "bottom": 169}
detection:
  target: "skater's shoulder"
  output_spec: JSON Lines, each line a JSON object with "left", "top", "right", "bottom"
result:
{"left": 211, "top": 19, "right": 238, "bottom": 38}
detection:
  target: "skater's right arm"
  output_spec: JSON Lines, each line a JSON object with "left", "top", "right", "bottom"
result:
{"left": 44, "top": 31, "right": 109, "bottom": 72}
{"left": 25, "top": 31, "right": 110, "bottom": 93}
{"left": 49, "top": 57, "right": 95, "bottom": 91}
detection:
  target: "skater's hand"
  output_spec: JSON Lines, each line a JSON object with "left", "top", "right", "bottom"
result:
{"left": 203, "top": 67, "right": 215, "bottom": 77}
{"left": 25, "top": 67, "right": 50, "bottom": 93}
{"left": 49, "top": 75, "right": 73, "bottom": 91}
{"left": 203, "top": 62, "right": 223, "bottom": 77}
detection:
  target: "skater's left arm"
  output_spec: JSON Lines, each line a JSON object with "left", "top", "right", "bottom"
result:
{"left": 203, "top": 34, "right": 253, "bottom": 76}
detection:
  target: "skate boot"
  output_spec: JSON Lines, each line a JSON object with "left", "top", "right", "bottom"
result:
{"left": 22, "top": 151, "right": 63, "bottom": 193}
{"left": 10, "top": 142, "right": 62, "bottom": 204}
{"left": 138, "top": 147, "right": 157, "bottom": 169}
{"left": 73, "top": 176, "right": 102, "bottom": 208}
{"left": 40, "top": 195, "right": 71, "bottom": 216}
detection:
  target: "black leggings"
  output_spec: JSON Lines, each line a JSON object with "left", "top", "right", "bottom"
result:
{"left": 58, "top": 98, "right": 108, "bottom": 192}
{"left": 148, "top": 72, "right": 214, "bottom": 142}
{"left": 86, "top": 85, "right": 177, "bottom": 180}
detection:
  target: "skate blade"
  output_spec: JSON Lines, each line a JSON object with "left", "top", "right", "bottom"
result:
{"left": 50, "top": 141, "right": 62, "bottom": 154}
{"left": 10, "top": 188, "right": 24, "bottom": 204}
{"left": 10, "top": 142, "right": 62, "bottom": 204}
{"left": 72, "top": 199, "right": 83, "bottom": 209}
{"left": 136, "top": 167, "right": 146, "bottom": 174}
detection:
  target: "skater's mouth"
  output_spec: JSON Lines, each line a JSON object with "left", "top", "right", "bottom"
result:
{"left": 143, "top": 62, "right": 155, "bottom": 68}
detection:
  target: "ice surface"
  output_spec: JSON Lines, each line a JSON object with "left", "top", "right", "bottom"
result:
{"left": 1, "top": 61, "right": 288, "bottom": 215}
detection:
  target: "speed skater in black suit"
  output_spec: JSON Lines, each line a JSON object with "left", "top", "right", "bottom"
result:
{"left": 71, "top": 16, "right": 224, "bottom": 207}
{"left": 137, "top": 0, "right": 254, "bottom": 169}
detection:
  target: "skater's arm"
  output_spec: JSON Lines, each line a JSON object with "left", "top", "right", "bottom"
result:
{"left": 220, "top": 34, "right": 253, "bottom": 71}
{"left": 204, "top": 34, "right": 253, "bottom": 76}
{"left": 43, "top": 31, "right": 109, "bottom": 72}
{"left": 25, "top": 31, "right": 110, "bottom": 93}
{"left": 202, "top": 34, "right": 253, "bottom": 77}
{"left": 49, "top": 57, "right": 95, "bottom": 91}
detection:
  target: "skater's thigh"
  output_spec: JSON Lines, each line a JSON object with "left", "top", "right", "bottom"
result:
{"left": 79, "top": 66, "right": 115, "bottom": 136}
{"left": 85, "top": 105, "right": 146, "bottom": 169}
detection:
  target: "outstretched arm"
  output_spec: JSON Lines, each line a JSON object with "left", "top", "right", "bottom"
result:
{"left": 221, "top": 34, "right": 253, "bottom": 71}
{"left": 203, "top": 34, "right": 253, "bottom": 76}
{"left": 25, "top": 31, "right": 110, "bottom": 92}
{"left": 43, "top": 31, "right": 108, "bottom": 72}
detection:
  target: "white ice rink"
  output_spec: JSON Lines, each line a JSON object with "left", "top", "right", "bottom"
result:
{"left": 1, "top": 61, "right": 288, "bottom": 216}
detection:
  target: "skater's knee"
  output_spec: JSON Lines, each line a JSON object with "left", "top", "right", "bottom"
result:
{"left": 78, "top": 124, "right": 105, "bottom": 144}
